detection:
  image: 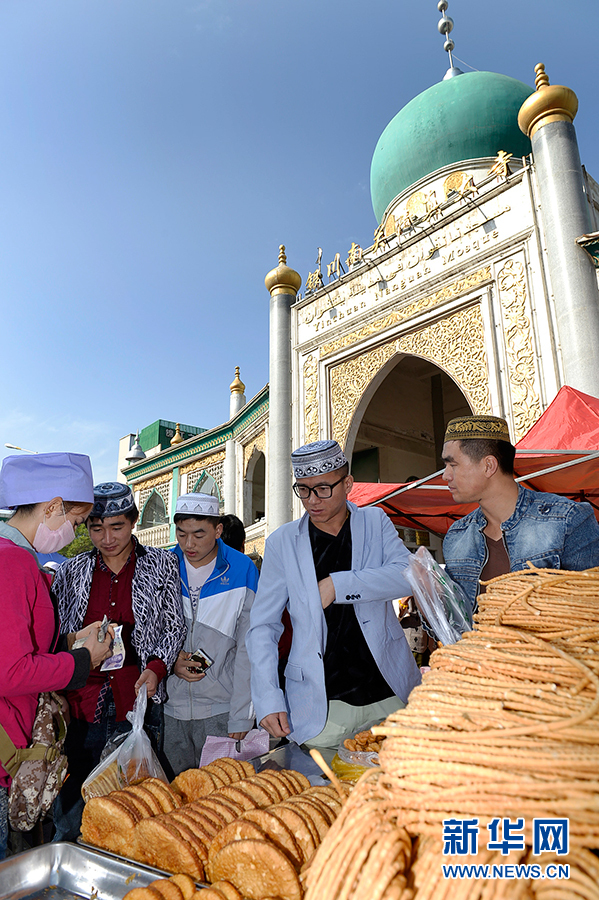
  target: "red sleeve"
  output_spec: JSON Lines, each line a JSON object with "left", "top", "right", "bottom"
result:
{"left": 146, "top": 658, "right": 167, "bottom": 683}
{"left": 0, "top": 545, "right": 75, "bottom": 696}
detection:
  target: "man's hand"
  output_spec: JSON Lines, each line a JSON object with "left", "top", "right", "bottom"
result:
{"left": 318, "top": 576, "right": 336, "bottom": 609}
{"left": 173, "top": 650, "right": 207, "bottom": 683}
{"left": 229, "top": 731, "right": 249, "bottom": 741}
{"left": 135, "top": 668, "right": 158, "bottom": 698}
{"left": 259, "top": 712, "right": 290, "bottom": 738}
{"left": 83, "top": 622, "right": 115, "bottom": 669}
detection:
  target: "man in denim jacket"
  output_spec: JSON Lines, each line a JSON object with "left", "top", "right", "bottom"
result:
{"left": 442, "top": 415, "right": 599, "bottom": 612}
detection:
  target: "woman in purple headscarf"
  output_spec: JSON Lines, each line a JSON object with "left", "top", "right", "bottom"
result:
{"left": 0, "top": 452, "right": 113, "bottom": 858}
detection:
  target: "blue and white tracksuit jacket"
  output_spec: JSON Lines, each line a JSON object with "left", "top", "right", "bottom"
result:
{"left": 164, "top": 540, "right": 259, "bottom": 734}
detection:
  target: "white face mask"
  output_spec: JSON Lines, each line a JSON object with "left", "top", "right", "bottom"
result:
{"left": 32, "top": 505, "right": 75, "bottom": 553}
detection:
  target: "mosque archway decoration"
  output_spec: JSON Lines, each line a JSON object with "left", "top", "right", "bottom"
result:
{"left": 329, "top": 304, "right": 491, "bottom": 451}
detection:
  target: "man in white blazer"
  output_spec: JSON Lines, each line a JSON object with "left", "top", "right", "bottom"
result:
{"left": 246, "top": 440, "right": 421, "bottom": 748}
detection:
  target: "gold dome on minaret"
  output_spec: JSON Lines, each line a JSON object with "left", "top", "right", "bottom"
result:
{"left": 170, "top": 423, "right": 184, "bottom": 445}
{"left": 265, "top": 245, "right": 302, "bottom": 297}
{"left": 230, "top": 366, "right": 245, "bottom": 395}
{"left": 518, "top": 63, "right": 578, "bottom": 139}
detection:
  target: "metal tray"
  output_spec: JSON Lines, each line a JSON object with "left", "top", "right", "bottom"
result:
{"left": 75, "top": 840, "right": 209, "bottom": 889}
{"left": 0, "top": 842, "right": 175, "bottom": 900}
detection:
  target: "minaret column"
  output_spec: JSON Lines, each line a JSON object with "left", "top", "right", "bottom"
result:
{"left": 519, "top": 64, "right": 599, "bottom": 395}
{"left": 223, "top": 368, "right": 246, "bottom": 515}
{"left": 265, "top": 246, "right": 301, "bottom": 533}
{"left": 224, "top": 439, "right": 236, "bottom": 514}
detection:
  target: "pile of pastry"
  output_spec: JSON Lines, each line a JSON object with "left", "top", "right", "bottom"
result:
{"left": 81, "top": 757, "right": 348, "bottom": 900}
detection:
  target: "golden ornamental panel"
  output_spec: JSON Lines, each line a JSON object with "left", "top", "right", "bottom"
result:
{"left": 497, "top": 258, "right": 542, "bottom": 440}
{"left": 243, "top": 430, "right": 266, "bottom": 476}
{"left": 330, "top": 305, "right": 491, "bottom": 449}
{"left": 134, "top": 471, "right": 172, "bottom": 491}
{"left": 181, "top": 450, "right": 226, "bottom": 477}
{"left": 303, "top": 354, "right": 319, "bottom": 444}
{"left": 321, "top": 266, "right": 492, "bottom": 359}
{"left": 331, "top": 343, "right": 399, "bottom": 448}
{"left": 397, "top": 306, "right": 491, "bottom": 416}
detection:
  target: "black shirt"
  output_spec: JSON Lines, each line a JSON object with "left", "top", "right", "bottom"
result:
{"left": 309, "top": 514, "right": 393, "bottom": 706}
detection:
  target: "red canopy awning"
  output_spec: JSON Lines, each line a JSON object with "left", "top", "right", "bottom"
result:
{"left": 349, "top": 386, "right": 599, "bottom": 534}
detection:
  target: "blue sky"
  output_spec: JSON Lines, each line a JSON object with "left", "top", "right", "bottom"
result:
{"left": 0, "top": 0, "right": 596, "bottom": 483}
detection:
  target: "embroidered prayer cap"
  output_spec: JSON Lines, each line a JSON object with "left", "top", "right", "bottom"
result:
{"left": 175, "top": 492, "right": 220, "bottom": 517}
{"left": 444, "top": 415, "right": 512, "bottom": 444}
{"left": 291, "top": 439, "right": 348, "bottom": 480}
{"left": 0, "top": 452, "right": 94, "bottom": 508}
{"left": 91, "top": 482, "right": 135, "bottom": 519}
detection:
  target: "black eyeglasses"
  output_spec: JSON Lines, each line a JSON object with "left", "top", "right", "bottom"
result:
{"left": 292, "top": 475, "right": 346, "bottom": 500}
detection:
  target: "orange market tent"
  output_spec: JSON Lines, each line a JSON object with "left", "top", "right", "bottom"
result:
{"left": 348, "top": 386, "right": 599, "bottom": 535}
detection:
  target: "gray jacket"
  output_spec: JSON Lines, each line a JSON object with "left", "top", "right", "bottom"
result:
{"left": 246, "top": 502, "right": 421, "bottom": 745}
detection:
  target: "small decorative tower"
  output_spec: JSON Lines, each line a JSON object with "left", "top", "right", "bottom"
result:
{"left": 170, "top": 423, "right": 184, "bottom": 446}
{"left": 229, "top": 366, "right": 246, "bottom": 419}
{"left": 519, "top": 64, "right": 599, "bottom": 396}
{"left": 265, "top": 246, "right": 301, "bottom": 533}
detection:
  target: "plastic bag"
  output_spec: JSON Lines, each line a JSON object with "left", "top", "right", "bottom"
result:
{"left": 406, "top": 546, "right": 473, "bottom": 646}
{"left": 199, "top": 728, "right": 270, "bottom": 766}
{"left": 81, "top": 684, "right": 167, "bottom": 801}
{"left": 330, "top": 752, "right": 373, "bottom": 783}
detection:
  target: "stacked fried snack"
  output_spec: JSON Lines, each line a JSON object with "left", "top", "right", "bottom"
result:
{"left": 304, "top": 567, "right": 599, "bottom": 899}
{"left": 81, "top": 759, "right": 252, "bottom": 855}
{"left": 124, "top": 872, "right": 244, "bottom": 900}
{"left": 82, "top": 757, "right": 348, "bottom": 899}
{"left": 81, "top": 776, "right": 183, "bottom": 855}
{"left": 171, "top": 758, "right": 255, "bottom": 802}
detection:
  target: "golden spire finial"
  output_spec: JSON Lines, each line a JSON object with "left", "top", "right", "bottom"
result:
{"left": 534, "top": 63, "right": 550, "bottom": 90}
{"left": 230, "top": 366, "right": 246, "bottom": 395}
{"left": 518, "top": 62, "right": 578, "bottom": 139}
{"left": 265, "top": 244, "right": 302, "bottom": 297}
{"left": 170, "top": 423, "right": 184, "bottom": 445}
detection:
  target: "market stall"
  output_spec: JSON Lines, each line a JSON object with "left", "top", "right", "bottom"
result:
{"left": 349, "top": 385, "right": 599, "bottom": 535}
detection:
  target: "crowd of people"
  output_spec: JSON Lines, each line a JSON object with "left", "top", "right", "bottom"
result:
{"left": 1, "top": 414, "right": 599, "bottom": 856}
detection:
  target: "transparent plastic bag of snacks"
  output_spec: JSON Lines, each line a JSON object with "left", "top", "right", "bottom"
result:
{"left": 81, "top": 684, "right": 167, "bottom": 801}
{"left": 406, "top": 546, "right": 473, "bottom": 645}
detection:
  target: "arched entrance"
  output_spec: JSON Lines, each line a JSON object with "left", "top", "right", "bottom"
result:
{"left": 243, "top": 448, "right": 266, "bottom": 526}
{"left": 347, "top": 354, "right": 471, "bottom": 483}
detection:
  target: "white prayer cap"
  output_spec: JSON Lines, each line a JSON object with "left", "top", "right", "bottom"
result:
{"left": 175, "top": 492, "right": 219, "bottom": 517}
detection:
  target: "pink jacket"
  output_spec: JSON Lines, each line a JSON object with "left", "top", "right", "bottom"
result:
{"left": 0, "top": 537, "right": 75, "bottom": 787}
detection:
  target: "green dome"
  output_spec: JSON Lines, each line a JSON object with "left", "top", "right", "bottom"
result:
{"left": 370, "top": 71, "right": 533, "bottom": 223}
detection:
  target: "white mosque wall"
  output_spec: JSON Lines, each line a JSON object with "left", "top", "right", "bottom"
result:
{"left": 292, "top": 156, "right": 565, "bottom": 461}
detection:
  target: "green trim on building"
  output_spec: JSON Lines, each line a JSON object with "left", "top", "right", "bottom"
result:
{"left": 125, "top": 386, "right": 269, "bottom": 484}
{"left": 139, "top": 420, "right": 206, "bottom": 453}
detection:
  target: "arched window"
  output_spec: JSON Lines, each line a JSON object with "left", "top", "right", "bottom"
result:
{"left": 192, "top": 471, "right": 221, "bottom": 500}
{"left": 140, "top": 490, "right": 168, "bottom": 530}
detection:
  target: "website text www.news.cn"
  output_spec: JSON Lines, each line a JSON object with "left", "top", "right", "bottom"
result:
{"left": 442, "top": 816, "right": 570, "bottom": 881}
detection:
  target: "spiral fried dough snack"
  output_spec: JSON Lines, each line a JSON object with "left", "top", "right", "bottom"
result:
{"left": 302, "top": 567, "right": 599, "bottom": 899}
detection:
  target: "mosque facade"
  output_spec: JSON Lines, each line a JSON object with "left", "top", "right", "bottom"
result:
{"left": 122, "top": 12, "right": 599, "bottom": 554}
